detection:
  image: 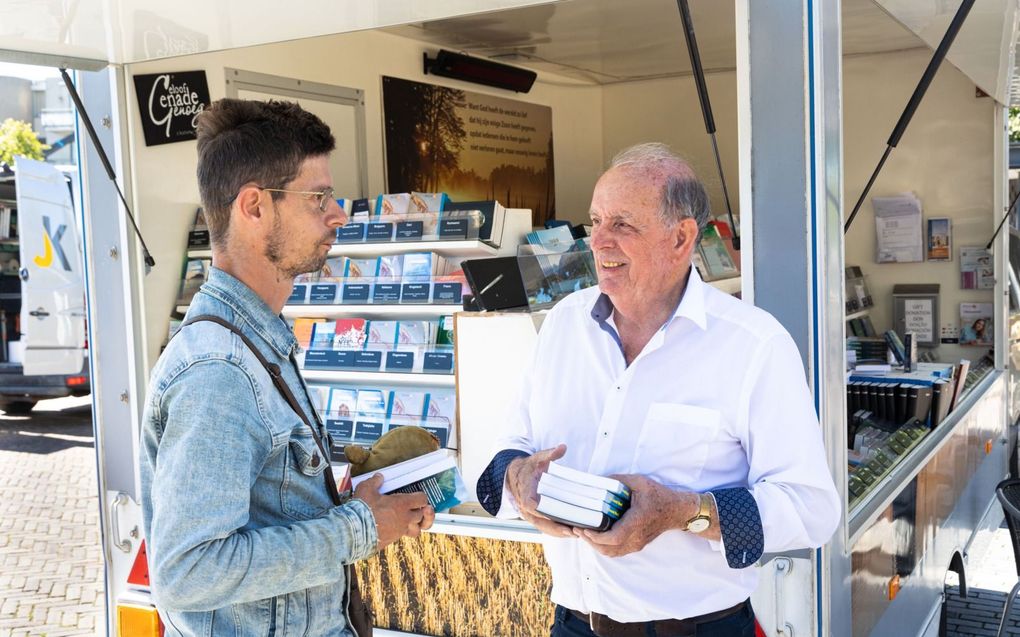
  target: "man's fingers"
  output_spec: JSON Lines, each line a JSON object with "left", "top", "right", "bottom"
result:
{"left": 387, "top": 491, "right": 430, "bottom": 510}
{"left": 420, "top": 506, "right": 436, "bottom": 531}
{"left": 532, "top": 444, "right": 568, "bottom": 464}
{"left": 522, "top": 510, "right": 574, "bottom": 537}
{"left": 353, "top": 473, "right": 384, "bottom": 497}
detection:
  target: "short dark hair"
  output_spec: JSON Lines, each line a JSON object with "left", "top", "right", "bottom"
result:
{"left": 195, "top": 99, "right": 335, "bottom": 246}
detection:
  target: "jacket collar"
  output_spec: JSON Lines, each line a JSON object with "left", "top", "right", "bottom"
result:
{"left": 199, "top": 267, "right": 296, "bottom": 359}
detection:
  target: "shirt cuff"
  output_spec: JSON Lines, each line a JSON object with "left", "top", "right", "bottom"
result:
{"left": 711, "top": 487, "right": 764, "bottom": 569}
{"left": 335, "top": 498, "right": 379, "bottom": 564}
{"left": 476, "top": 449, "right": 530, "bottom": 516}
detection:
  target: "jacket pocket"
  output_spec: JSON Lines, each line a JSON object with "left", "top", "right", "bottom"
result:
{"left": 281, "top": 428, "right": 331, "bottom": 520}
{"left": 631, "top": 403, "right": 721, "bottom": 488}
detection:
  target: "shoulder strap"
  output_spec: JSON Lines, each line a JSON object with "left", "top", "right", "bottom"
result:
{"left": 179, "top": 314, "right": 342, "bottom": 506}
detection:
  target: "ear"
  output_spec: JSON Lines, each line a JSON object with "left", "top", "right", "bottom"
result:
{"left": 233, "top": 183, "right": 268, "bottom": 227}
{"left": 673, "top": 217, "right": 700, "bottom": 257}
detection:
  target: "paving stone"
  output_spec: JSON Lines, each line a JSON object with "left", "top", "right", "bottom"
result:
{"left": 0, "top": 397, "right": 105, "bottom": 636}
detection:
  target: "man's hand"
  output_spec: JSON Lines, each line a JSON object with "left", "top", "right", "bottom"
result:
{"left": 576, "top": 475, "right": 702, "bottom": 557}
{"left": 505, "top": 444, "right": 574, "bottom": 538}
{"left": 354, "top": 474, "right": 435, "bottom": 551}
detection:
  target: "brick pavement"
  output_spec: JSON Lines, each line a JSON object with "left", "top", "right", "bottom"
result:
{"left": 0, "top": 396, "right": 104, "bottom": 637}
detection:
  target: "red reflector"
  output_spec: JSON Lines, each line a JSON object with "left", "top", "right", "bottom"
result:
{"left": 66, "top": 376, "right": 87, "bottom": 387}
{"left": 128, "top": 540, "right": 150, "bottom": 588}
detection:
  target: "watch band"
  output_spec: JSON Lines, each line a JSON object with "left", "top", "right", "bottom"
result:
{"left": 685, "top": 493, "right": 712, "bottom": 533}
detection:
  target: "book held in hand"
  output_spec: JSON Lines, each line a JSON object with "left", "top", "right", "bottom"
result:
{"left": 535, "top": 461, "right": 631, "bottom": 531}
{"left": 351, "top": 448, "right": 467, "bottom": 512}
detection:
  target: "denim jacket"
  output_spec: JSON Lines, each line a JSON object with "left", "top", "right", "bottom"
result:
{"left": 140, "top": 267, "right": 378, "bottom": 636}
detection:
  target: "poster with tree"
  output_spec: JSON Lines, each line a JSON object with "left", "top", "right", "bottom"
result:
{"left": 382, "top": 76, "right": 555, "bottom": 225}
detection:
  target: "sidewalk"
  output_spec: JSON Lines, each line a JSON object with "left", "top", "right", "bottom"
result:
{"left": 0, "top": 396, "right": 104, "bottom": 637}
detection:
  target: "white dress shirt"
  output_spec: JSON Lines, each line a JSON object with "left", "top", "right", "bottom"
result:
{"left": 492, "top": 267, "right": 841, "bottom": 622}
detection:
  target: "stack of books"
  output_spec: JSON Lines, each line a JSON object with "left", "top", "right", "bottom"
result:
{"left": 350, "top": 448, "right": 465, "bottom": 512}
{"left": 535, "top": 461, "right": 631, "bottom": 531}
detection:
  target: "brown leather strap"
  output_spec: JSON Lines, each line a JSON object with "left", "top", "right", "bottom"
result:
{"left": 179, "top": 315, "right": 341, "bottom": 506}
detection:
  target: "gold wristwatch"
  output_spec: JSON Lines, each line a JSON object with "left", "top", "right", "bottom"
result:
{"left": 685, "top": 493, "right": 712, "bottom": 533}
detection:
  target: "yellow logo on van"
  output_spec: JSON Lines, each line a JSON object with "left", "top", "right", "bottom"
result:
{"left": 33, "top": 216, "right": 71, "bottom": 272}
{"left": 34, "top": 232, "right": 54, "bottom": 268}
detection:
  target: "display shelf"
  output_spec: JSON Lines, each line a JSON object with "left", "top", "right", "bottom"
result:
{"left": 708, "top": 275, "right": 741, "bottom": 295}
{"left": 846, "top": 308, "right": 871, "bottom": 321}
{"left": 327, "top": 240, "right": 496, "bottom": 258}
{"left": 300, "top": 369, "right": 455, "bottom": 387}
{"left": 187, "top": 240, "right": 498, "bottom": 261}
{"left": 281, "top": 304, "right": 461, "bottom": 319}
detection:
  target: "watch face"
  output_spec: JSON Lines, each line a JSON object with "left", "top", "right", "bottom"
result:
{"left": 688, "top": 518, "right": 710, "bottom": 533}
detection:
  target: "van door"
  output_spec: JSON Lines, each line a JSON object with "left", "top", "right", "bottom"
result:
{"left": 14, "top": 158, "right": 86, "bottom": 375}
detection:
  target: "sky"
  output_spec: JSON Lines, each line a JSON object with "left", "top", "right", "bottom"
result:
{"left": 0, "top": 62, "right": 60, "bottom": 82}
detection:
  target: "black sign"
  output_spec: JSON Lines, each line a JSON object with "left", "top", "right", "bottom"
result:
{"left": 133, "top": 71, "right": 210, "bottom": 146}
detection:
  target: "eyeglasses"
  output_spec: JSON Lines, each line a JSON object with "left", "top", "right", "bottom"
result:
{"left": 258, "top": 186, "right": 336, "bottom": 213}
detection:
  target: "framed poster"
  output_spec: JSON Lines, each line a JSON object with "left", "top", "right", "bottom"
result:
{"left": 381, "top": 76, "right": 555, "bottom": 225}
{"left": 926, "top": 217, "right": 951, "bottom": 261}
{"left": 133, "top": 71, "right": 209, "bottom": 146}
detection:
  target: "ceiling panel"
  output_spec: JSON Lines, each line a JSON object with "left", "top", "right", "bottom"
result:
{"left": 385, "top": 0, "right": 927, "bottom": 85}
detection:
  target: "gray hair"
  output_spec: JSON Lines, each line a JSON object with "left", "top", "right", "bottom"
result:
{"left": 609, "top": 142, "right": 711, "bottom": 239}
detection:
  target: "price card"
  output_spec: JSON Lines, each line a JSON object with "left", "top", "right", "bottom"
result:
{"left": 432, "top": 282, "right": 462, "bottom": 304}
{"left": 337, "top": 223, "right": 366, "bottom": 243}
{"left": 385, "top": 351, "right": 415, "bottom": 371}
{"left": 366, "top": 222, "right": 395, "bottom": 242}
{"left": 395, "top": 221, "right": 424, "bottom": 240}
{"left": 341, "top": 283, "right": 371, "bottom": 303}
{"left": 422, "top": 351, "right": 454, "bottom": 373}
{"left": 439, "top": 218, "right": 469, "bottom": 239}
{"left": 401, "top": 283, "right": 431, "bottom": 303}
{"left": 288, "top": 284, "right": 308, "bottom": 304}
{"left": 309, "top": 283, "right": 338, "bottom": 304}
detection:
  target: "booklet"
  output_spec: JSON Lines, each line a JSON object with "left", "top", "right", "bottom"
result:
{"left": 351, "top": 448, "right": 468, "bottom": 512}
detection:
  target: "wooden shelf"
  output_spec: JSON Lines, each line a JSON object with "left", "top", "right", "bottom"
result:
{"left": 300, "top": 369, "right": 455, "bottom": 387}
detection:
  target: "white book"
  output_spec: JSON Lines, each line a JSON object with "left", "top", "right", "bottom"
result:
{"left": 537, "top": 480, "right": 625, "bottom": 517}
{"left": 539, "top": 472, "right": 630, "bottom": 509}
{"left": 547, "top": 461, "right": 631, "bottom": 498}
{"left": 536, "top": 495, "right": 614, "bottom": 532}
{"left": 351, "top": 448, "right": 450, "bottom": 489}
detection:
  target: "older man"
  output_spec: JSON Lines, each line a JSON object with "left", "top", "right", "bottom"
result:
{"left": 477, "top": 143, "right": 840, "bottom": 637}
{"left": 140, "top": 99, "right": 433, "bottom": 637}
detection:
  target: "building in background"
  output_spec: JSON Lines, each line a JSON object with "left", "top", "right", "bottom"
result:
{"left": 0, "top": 72, "right": 75, "bottom": 167}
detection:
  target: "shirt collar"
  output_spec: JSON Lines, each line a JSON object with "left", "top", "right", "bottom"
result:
{"left": 199, "top": 266, "right": 297, "bottom": 358}
{"left": 588, "top": 266, "right": 709, "bottom": 333}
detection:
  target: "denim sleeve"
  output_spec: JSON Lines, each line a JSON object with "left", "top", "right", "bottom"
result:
{"left": 476, "top": 449, "right": 530, "bottom": 516}
{"left": 711, "top": 488, "right": 764, "bottom": 569}
{"left": 143, "top": 360, "right": 378, "bottom": 611}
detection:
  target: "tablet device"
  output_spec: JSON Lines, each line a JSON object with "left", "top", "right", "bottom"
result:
{"left": 462, "top": 257, "right": 529, "bottom": 311}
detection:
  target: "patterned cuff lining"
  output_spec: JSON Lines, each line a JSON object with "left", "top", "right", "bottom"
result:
{"left": 712, "top": 487, "right": 764, "bottom": 569}
{"left": 476, "top": 449, "right": 530, "bottom": 516}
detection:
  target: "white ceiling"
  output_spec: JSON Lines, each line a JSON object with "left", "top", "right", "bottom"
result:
{"left": 383, "top": 0, "right": 929, "bottom": 85}
{"left": 0, "top": 0, "right": 1014, "bottom": 103}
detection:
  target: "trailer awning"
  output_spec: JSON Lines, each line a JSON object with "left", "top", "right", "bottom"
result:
{"left": 874, "top": 0, "right": 1020, "bottom": 105}
{"left": 0, "top": 0, "right": 560, "bottom": 70}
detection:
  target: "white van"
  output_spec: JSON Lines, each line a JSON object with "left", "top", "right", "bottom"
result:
{"left": 0, "top": 158, "right": 90, "bottom": 413}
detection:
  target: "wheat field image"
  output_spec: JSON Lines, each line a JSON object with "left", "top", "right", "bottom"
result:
{"left": 354, "top": 533, "right": 554, "bottom": 636}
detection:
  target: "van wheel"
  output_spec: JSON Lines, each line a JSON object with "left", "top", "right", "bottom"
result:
{"left": 0, "top": 400, "right": 37, "bottom": 415}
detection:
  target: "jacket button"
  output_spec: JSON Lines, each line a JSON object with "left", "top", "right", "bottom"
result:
{"left": 311, "top": 453, "right": 320, "bottom": 467}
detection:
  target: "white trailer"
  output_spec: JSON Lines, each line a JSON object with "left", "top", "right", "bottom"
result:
{"left": 3, "top": 1, "right": 1019, "bottom": 635}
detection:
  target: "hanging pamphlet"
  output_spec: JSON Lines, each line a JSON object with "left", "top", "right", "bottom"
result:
{"left": 926, "top": 217, "right": 951, "bottom": 261}
{"left": 959, "top": 247, "right": 993, "bottom": 289}
{"left": 873, "top": 193, "right": 923, "bottom": 263}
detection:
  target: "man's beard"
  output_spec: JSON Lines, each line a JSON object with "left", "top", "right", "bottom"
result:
{"left": 264, "top": 211, "right": 330, "bottom": 279}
